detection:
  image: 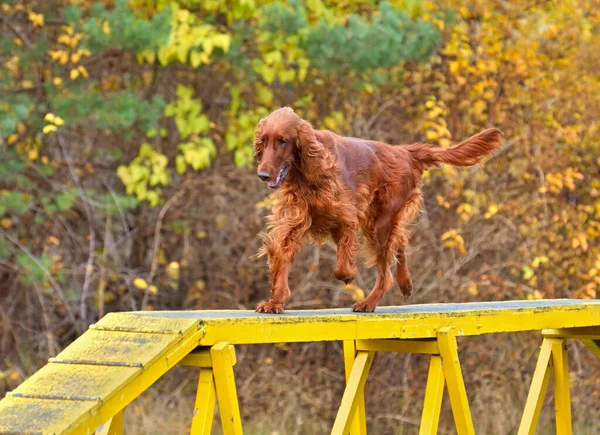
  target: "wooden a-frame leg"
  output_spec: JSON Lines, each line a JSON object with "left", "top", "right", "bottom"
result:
{"left": 211, "top": 342, "right": 243, "bottom": 435}
{"left": 518, "top": 336, "right": 573, "bottom": 435}
{"left": 550, "top": 339, "right": 572, "bottom": 435}
{"left": 190, "top": 368, "right": 217, "bottom": 435}
{"left": 419, "top": 355, "right": 445, "bottom": 435}
{"left": 332, "top": 350, "right": 375, "bottom": 435}
{"left": 437, "top": 327, "right": 474, "bottom": 435}
{"left": 343, "top": 340, "right": 368, "bottom": 435}
{"left": 518, "top": 338, "right": 553, "bottom": 435}
{"left": 96, "top": 410, "right": 123, "bottom": 435}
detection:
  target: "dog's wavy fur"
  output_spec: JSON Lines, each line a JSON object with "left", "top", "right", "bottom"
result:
{"left": 254, "top": 107, "right": 502, "bottom": 313}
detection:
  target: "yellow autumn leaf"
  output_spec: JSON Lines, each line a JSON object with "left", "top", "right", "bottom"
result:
{"left": 77, "top": 65, "right": 88, "bottom": 78}
{"left": 343, "top": 283, "right": 365, "bottom": 302}
{"left": 148, "top": 285, "right": 158, "bottom": 294}
{"left": 27, "top": 149, "right": 39, "bottom": 161}
{"left": 466, "top": 284, "right": 478, "bottom": 296}
{"left": 102, "top": 21, "right": 111, "bottom": 34}
{"left": 166, "top": 261, "right": 180, "bottom": 280}
{"left": 426, "top": 130, "right": 439, "bottom": 141}
{"left": 53, "top": 116, "right": 65, "bottom": 126}
{"left": 28, "top": 11, "right": 44, "bottom": 27}
{"left": 1, "top": 218, "right": 12, "bottom": 229}
{"left": 42, "top": 125, "right": 57, "bottom": 134}
{"left": 44, "top": 113, "right": 56, "bottom": 122}
{"left": 7, "top": 134, "right": 18, "bottom": 144}
{"left": 70, "top": 69, "right": 80, "bottom": 80}
{"left": 133, "top": 278, "right": 148, "bottom": 289}
{"left": 177, "top": 9, "right": 190, "bottom": 22}
{"left": 484, "top": 204, "right": 498, "bottom": 219}
{"left": 53, "top": 77, "right": 62, "bottom": 86}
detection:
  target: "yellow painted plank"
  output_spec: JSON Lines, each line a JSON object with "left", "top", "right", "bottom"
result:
{"left": 91, "top": 312, "right": 202, "bottom": 335}
{"left": 356, "top": 338, "right": 439, "bottom": 354}
{"left": 9, "top": 363, "right": 141, "bottom": 402}
{"left": 90, "top": 327, "right": 206, "bottom": 425}
{"left": 543, "top": 326, "right": 600, "bottom": 339}
{"left": 179, "top": 349, "right": 213, "bottom": 368}
{"left": 52, "top": 329, "right": 184, "bottom": 367}
{"left": 0, "top": 396, "right": 101, "bottom": 435}
{"left": 0, "top": 326, "right": 205, "bottom": 435}
{"left": 166, "top": 300, "right": 600, "bottom": 345}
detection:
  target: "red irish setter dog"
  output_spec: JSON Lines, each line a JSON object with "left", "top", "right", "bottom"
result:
{"left": 254, "top": 107, "right": 501, "bottom": 313}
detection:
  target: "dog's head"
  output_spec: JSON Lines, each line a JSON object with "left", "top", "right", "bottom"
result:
{"left": 254, "top": 107, "right": 315, "bottom": 189}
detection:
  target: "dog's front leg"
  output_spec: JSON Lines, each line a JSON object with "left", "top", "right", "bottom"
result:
{"left": 332, "top": 224, "right": 358, "bottom": 284}
{"left": 256, "top": 223, "right": 306, "bottom": 314}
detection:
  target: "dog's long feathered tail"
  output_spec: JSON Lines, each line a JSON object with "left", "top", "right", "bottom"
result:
{"left": 405, "top": 128, "right": 502, "bottom": 169}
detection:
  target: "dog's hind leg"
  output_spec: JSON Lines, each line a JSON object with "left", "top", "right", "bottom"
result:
{"left": 352, "top": 208, "right": 397, "bottom": 312}
{"left": 332, "top": 223, "right": 359, "bottom": 284}
{"left": 353, "top": 192, "right": 421, "bottom": 312}
{"left": 394, "top": 193, "right": 422, "bottom": 298}
{"left": 395, "top": 231, "right": 412, "bottom": 298}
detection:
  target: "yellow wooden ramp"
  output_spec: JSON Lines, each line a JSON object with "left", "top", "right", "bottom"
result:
{"left": 1, "top": 299, "right": 600, "bottom": 434}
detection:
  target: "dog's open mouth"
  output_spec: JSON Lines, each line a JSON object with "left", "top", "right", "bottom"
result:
{"left": 268, "top": 164, "right": 289, "bottom": 189}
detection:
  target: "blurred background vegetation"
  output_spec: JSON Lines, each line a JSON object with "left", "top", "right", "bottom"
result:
{"left": 1, "top": 0, "right": 600, "bottom": 433}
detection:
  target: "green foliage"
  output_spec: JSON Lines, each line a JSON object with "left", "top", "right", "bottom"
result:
{"left": 260, "top": 1, "right": 442, "bottom": 74}
{"left": 66, "top": 0, "right": 171, "bottom": 53}
{"left": 0, "top": 94, "right": 34, "bottom": 137}
{"left": 54, "top": 191, "right": 76, "bottom": 212}
{"left": 0, "top": 191, "right": 32, "bottom": 217}
{"left": 51, "top": 91, "right": 165, "bottom": 133}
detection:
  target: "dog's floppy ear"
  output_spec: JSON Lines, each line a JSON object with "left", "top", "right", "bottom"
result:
{"left": 254, "top": 118, "right": 266, "bottom": 157}
{"left": 296, "top": 120, "right": 334, "bottom": 179}
{"left": 296, "top": 119, "right": 317, "bottom": 150}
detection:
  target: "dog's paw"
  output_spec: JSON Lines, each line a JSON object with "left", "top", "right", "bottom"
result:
{"left": 334, "top": 266, "right": 357, "bottom": 284}
{"left": 255, "top": 300, "right": 285, "bottom": 314}
{"left": 399, "top": 280, "right": 413, "bottom": 298}
{"left": 351, "top": 300, "right": 377, "bottom": 313}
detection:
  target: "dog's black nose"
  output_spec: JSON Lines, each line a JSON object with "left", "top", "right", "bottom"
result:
{"left": 257, "top": 171, "right": 271, "bottom": 181}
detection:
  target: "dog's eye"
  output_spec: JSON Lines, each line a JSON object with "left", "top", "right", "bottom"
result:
{"left": 278, "top": 139, "right": 287, "bottom": 147}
